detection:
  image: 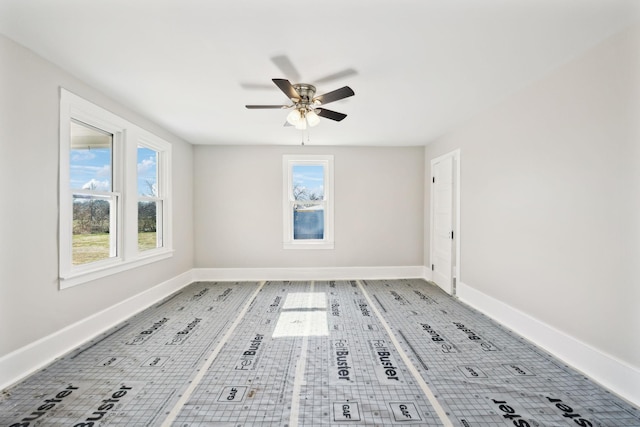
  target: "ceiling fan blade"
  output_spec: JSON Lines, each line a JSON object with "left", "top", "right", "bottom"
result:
{"left": 271, "top": 55, "right": 301, "bottom": 82}
{"left": 272, "top": 79, "right": 300, "bottom": 102}
{"left": 316, "top": 108, "right": 347, "bottom": 122}
{"left": 313, "top": 86, "right": 355, "bottom": 105}
{"left": 313, "top": 68, "right": 358, "bottom": 84}
{"left": 245, "top": 105, "right": 290, "bottom": 109}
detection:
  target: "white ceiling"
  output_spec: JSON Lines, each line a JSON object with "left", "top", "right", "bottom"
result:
{"left": 1, "top": 0, "right": 639, "bottom": 146}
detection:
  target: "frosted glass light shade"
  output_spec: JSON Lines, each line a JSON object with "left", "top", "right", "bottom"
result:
{"left": 287, "top": 109, "right": 303, "bottom": 125}
{"left": 306, "top": 110, "right": 320, "bottom": 127}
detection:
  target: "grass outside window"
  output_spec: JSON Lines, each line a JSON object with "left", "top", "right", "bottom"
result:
{"left": 72, "top": 232, "right": 157, "bottom": 265}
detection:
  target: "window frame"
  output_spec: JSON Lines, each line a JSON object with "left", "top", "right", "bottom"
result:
{"left": 59, "top": 89, "right": 172, "bottom": 289}
{"left": 282, "top": 154, "right": 334, "bottom": 250}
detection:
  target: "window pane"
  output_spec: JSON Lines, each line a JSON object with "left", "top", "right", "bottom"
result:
{"left": 138, "top": 200, "right": 160, "bottom": 251}
{"left": 292, "top": 165, "right": 324, "bottom": 200}
{"left": 70, "top": 121, "right": 112, "bottom": 191}
{"left": 293, "top": 204, "right": 324, "bottom": 240}
{"left": 72, "top": 194, "right": 115, "bottom": 265}
{"left": 137, "top": 146, "right": 158, "bottom": 196}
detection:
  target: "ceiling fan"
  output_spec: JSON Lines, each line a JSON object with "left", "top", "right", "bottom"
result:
{"left": 245, "top": 78, "right": 355, "bottom": 129}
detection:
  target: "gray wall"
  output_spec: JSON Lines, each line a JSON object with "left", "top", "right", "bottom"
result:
{"left": 0, "top": 34, "right": 194, "bottom": 357}
{"left": 425, "top": 24, "right": 640, "bottom": 369}
{"left": 194, "top": 145, "right": 424, "bottom": 268}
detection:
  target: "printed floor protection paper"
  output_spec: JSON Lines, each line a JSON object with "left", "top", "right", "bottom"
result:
{"left": 1, "top": 279, "right": 638, "bottom": 426}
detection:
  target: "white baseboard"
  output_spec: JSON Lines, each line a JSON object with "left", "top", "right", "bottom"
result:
{"left": 457, "top": 281, "right": 640, "bottom": 407}
{"left": 0, "top": 270, "right": 194, "bottom": 390}
{"left": 193, "top": 266, "right": 426, "bottom": 282}
{"left": 422, "top": 265, "right": 432, "bottom": 281}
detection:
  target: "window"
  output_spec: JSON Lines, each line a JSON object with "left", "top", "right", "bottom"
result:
{"left": 69, "top": 121, "right": 118, "bottom": 265}
{"left": 137, "top": 141, "right": 167, "bottom": 252}
{"left": 60, "top": 89, "right": 172, "bottom": 288}
{"left": 283, "top": 155, "right": 334, "bottom": 249}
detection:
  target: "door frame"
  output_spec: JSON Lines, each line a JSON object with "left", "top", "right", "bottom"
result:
{"left": 429, "top": 149, "right": 461, "bottom": 295}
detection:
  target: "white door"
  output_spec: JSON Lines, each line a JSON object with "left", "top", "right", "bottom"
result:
{"left": 431, "top": 154, "right": 456, "bottom": 294}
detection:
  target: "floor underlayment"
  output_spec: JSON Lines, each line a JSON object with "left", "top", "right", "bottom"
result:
{"left": 1, "top": 279, "right": 639, "bottom": 426}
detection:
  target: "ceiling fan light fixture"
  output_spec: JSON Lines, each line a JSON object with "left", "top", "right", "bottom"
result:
{"left": 286, "top": 109, "right": 303, "bottom": 125}
{"left": 306, "top": 110, "right": 320, "bottom": 127}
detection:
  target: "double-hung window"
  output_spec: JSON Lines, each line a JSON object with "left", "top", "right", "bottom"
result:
{"left": 59, "top": 89, "right": 172, "bottom": 288}
{"left": 283, "top": 155, "right": 334, "bottom": 249}
{"left": 69, "top": 120, "right": 119, "bottom": 265}
{"left": 137, "top": 139, "right": 170, "bottom": 253}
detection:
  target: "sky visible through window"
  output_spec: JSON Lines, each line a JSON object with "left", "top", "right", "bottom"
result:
{"left": 137, "top": 147, "right": 158, "bottom": 197}
{"left": 70, "top": 147, "right": 111, "bottom": 191}
{"left": 70, "top": 146, "right": 157, "bottom": 196}
{"left": 292, "top": 164, "right": 324, "bottom": 199}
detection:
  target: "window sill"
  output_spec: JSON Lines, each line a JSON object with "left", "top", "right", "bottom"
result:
{"left": 283, "top": 241, "right": 334, "bottom": 250}
{"left": 59, "top": 249, "right": 174, "bottom": 289}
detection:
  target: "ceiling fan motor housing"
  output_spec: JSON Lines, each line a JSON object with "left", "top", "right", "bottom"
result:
{"left": 293, "top": 83, "right": 316, "bottom": 107}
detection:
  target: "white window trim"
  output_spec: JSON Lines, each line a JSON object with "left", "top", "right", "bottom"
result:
{"left": 282, "top": 154, "right": 334, "bottom": 250}
{"left": 59, "top": 89, "right": 173, "bottom": 289}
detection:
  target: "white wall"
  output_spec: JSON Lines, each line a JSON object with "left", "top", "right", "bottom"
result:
{"left": 194, "top": 145, "right": 424, "bottom": 269}
{"left": 0, "top": 34, "right": 194, "bottom": 358}
{"left": 425, "top": 24, "right": 640, "bottom": 371}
